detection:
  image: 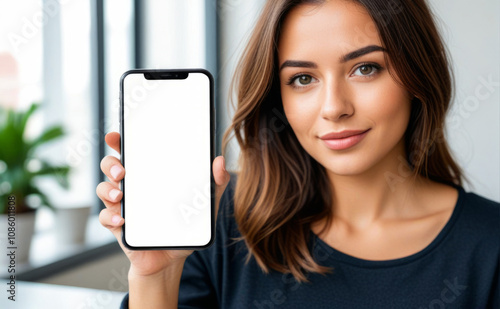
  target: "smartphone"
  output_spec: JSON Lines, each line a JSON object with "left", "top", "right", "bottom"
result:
{"left": 119, "top": 69, "right": 215, "bottom": 250}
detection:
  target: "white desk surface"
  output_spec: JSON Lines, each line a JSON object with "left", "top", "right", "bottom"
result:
{"left": 0, "top": 281, "right": 126, "bottom": 309}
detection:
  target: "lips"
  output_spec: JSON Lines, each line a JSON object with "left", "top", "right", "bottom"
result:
{"left": 319, "top": 129, "right": 370, "bottom": 140}
{"left": 319, "top": 129, "right": 371, "bottom": 150}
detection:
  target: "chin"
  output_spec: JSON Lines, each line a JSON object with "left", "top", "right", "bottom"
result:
{"left": 323, "top": 163, "right": 373, "bottom": 176}
{"left": 314, "top": 154, "right": 377, "bottom": 176}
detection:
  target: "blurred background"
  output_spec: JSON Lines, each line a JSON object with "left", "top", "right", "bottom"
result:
{"left": 0, "top": 0, "right": 498, "bottom": 307}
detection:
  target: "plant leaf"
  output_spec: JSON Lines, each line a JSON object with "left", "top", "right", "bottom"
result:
{"left": 20, "top": 103, "right": 39, "bottom": 133}
{"left": 28, "top": 126, "right": 65, "bottom": 151}
{"left": 0, "top": 103, "right": 71, "bottom": 214}
{"left": 30, "top": 163, "right": 71, "bottom": 189}
{"left": 0, "top": 108, "right": 27, "bottom": 165}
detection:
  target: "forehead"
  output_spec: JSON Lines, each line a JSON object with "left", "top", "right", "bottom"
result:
{"left": 278, "top": 1, "right": 382, "bottom": 60}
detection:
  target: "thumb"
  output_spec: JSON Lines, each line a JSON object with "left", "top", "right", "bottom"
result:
{"left": 213, "top": 156, "right": 230, "bottom": 218}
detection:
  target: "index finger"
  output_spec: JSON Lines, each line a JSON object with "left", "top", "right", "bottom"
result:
{"left": 105, "top": 132, "right": 121, "bottom": 154}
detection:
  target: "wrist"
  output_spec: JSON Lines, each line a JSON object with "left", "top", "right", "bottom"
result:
{"left": 128, "top": 258, "right": 187, "bottom": 281}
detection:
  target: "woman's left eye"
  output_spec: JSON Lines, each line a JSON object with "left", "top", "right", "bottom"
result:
{"left": 352, "top": 63, "right": 381, "bottom": 77}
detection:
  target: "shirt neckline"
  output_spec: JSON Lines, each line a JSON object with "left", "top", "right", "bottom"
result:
{"left": 311, "top": 185, "right": 466, "bottom": 268}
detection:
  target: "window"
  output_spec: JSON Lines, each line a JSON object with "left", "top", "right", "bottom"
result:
{"left": 0, "top": 0, "right": 43, "bottom": 110}
{"left": 0, "top": 0, "right": 220, "bottom": 277}
{"left": 104, "top": 0, "right": 133, "bottom": 140}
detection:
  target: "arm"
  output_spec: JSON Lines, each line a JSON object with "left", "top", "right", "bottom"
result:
{"left": 128, "top": 259, "right": 186, "bottom": 309}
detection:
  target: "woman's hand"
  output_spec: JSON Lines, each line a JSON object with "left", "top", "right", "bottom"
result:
{"left": 96, "top": 132, "right": 231, "bottom": 277}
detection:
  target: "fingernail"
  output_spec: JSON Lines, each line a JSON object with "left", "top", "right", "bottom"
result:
{"left": 110, "top": 165, "right": 122, "bottom": 179}
{"left": 109, "top": 189, "right": 120, "bottom": 201}
{"left": 112, "top": 215, "right": 122, "bottom": 225}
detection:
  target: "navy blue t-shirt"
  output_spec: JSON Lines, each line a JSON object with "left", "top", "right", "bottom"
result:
{"left": 121, "top": 176, "right": 500, "bottom": 308}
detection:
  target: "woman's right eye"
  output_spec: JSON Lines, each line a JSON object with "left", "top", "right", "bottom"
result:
{"left": 287, "top": 74, "right": 317, "bottom": 88}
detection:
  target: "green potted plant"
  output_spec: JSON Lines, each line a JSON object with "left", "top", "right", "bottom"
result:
{"left": 0, "top": 103, "right": 70, "bottom": 263}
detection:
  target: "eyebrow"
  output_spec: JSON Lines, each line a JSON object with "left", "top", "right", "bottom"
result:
{"left": 340, "top": 45, "right": 386, "bottom": 63}
{"left": 279, "top": 45, "right": 386, "bottom": 72}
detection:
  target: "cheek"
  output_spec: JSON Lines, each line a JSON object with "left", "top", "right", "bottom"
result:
{"left": 358, "top": 84, "right": 411, "bottom": 142}
{"left": 281, "top": 89, "right": 319, "bottom": 139}
{"left": 372, "top": 89, "right": 410, "bottom": 126}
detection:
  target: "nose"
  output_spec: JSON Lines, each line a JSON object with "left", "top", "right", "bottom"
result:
{"left": 320, "top": 78, "right": 354, "bottom": 121}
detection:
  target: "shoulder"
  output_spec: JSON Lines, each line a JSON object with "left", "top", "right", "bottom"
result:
{"left": 459, "top": 189, "right": 499, "bottom": 228}
{"left": 454, "top": 187, "right": 500, "bottom": 244}
{"left": 449, "top": 189, "right": 500, "bottom": 285}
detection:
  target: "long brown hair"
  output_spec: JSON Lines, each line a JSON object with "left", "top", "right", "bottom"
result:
{"left": 221, "top": 0, "right": 464, "bottom": 282}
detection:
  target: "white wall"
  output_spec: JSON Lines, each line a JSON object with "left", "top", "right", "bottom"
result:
{"left": 429, "top": 0, "right": 499, "bottom": 201}
{"left": 218, "top": 0, "right": 499, "bottom": 202}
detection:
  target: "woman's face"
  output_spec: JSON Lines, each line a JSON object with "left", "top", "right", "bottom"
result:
{"left": 278, "top": 1, "right": 412, "bottom": 176}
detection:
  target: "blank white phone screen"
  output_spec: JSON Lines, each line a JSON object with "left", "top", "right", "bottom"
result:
{"left": 122, "top": 72, "right": 212, "bottom": 248}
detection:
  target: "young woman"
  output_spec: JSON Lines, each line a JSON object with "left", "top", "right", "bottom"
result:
{"left": 97, "top": 0, "right": 499, "bottom": 307}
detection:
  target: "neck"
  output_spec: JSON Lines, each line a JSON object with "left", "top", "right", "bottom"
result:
{"left": 325, "top": 140, "right": 428, "bottom": 229}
